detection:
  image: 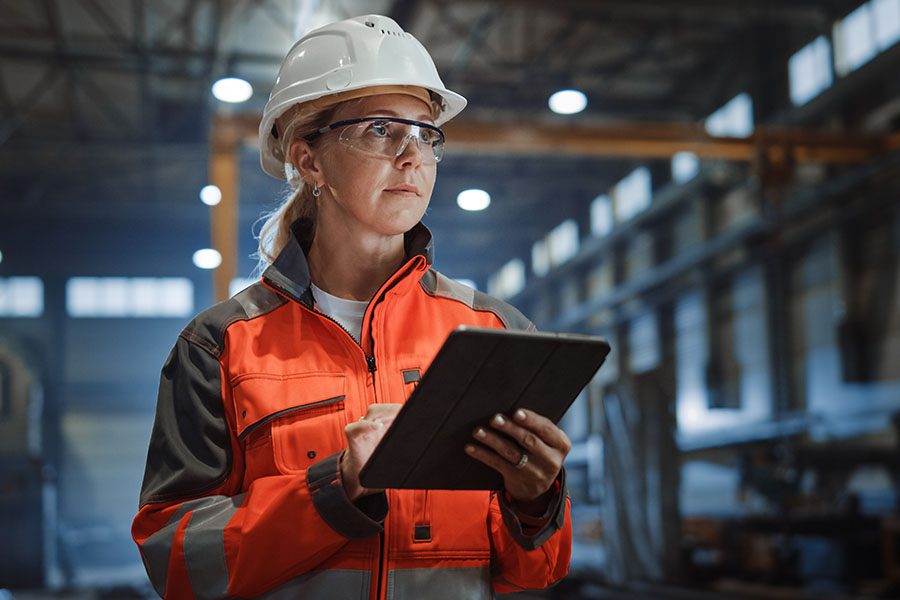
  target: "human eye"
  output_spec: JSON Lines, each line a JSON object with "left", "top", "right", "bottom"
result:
{"left": 418, "top": 127, "right": 437, "bottom": 143}
{"left": 365, "top": 121, "right": 390, "bottom": 137}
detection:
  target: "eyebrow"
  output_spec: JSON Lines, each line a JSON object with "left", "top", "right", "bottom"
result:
{"left": 367, "top": 108, "right": 434, "bottom": 123}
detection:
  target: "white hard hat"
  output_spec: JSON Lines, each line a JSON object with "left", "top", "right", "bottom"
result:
{"left": 258, "top": 14, "right": 467, "bottom": 179}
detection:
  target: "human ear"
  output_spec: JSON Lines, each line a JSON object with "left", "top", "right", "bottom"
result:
{"left": 289, "top": 139, "right": 324, "bottom": 187}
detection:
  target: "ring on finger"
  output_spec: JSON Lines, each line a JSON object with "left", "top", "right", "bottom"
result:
{"left": 515, "top": 452, "right": 528, "bottom": 469}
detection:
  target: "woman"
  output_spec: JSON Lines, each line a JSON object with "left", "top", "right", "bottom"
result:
{"left": 133, "top": 14, "right": 572, "bottom": 599}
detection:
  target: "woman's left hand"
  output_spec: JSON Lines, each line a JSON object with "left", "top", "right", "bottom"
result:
{"left": 466, "top": 408, "right": 571, "bottom": 506}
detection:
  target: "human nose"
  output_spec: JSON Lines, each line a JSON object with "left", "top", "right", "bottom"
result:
{"left": 394, "top": 133, "right": 424, "bottom": 168}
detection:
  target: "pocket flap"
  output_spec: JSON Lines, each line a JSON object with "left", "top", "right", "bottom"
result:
{"left": 232, "top": 372, "right": 347, "bottom": 439}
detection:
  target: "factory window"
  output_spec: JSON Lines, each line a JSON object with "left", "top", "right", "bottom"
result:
{"left": 873, "top": 0, "right": 900, "bottom": 50}
{"left": 488, "top": 258, "right": 525, "bottom": 300}
{"left": 834, "top": 2, "right": 878, "bottom": 75}
{"left": 705, "top": 93, "right": 754, "bottom": 138}
{"left": 532, "top": 240, "right": 550, "bottom": 277}
{"left": 832, "top": 0, "right": 899, "bottom": 77}
{"left": 229, "top": 277, "right": 257, "bottom": 298}
{"left": 66, "top": 277, "right": 193, "bottom": 318}
{"left": 628, "top": 312, "right": 660, "bottom": 373}
{"left": 547, "top": 220, "right": 579, "bottom": 268}
{"left": 590, "top": 194, "right": 614, "bottom": 237}
{"left": 832, "top": 0, "right": 900, "bottom": 77}
{"left": 0, "top": 277, "right": 44, "bottom": 317}
{"left": 613, "top": 167, "right": 652, "bottom": 222}
{"left": 789, "top": 36, "right": 833, "bottom": 105}
{"left": 671, "top": 152, "right": 700, "bottom": 184}
{"left": 532, "top": 219, "right": 579, "bottom": 276}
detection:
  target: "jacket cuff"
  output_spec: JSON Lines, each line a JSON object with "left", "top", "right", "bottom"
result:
{"left": 307, "top": 451, "right": 387, "bottom": 539}
{"left": 498, "top": 469, "right": 567, "bottom": 550}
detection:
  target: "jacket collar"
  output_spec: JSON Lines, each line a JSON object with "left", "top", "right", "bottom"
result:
{"left": 262, "top": 217, "right": 435, "bottom": 306}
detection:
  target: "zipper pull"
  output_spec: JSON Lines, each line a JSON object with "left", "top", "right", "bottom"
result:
{"left": 366, "top": 355, "right": 377, "bottom": 373}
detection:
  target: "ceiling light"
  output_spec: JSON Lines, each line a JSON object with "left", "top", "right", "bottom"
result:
{"left": 457, "top": 189, "right": 491, "bottom": 211}
{"left": 193, "top": 248, "right": 222, "bottom": 270}
{"left": 548, "top": 89, "right": 587, "bottom": 115}
{"left": 200, "top": 184, "right": 222, "bottom": 206}
{"left": 211, "top": 77, "right": 253, "bottom": 103}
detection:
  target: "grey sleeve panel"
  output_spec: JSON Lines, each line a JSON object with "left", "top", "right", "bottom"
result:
{"left": 139, "top": 336, "right": 232, "bottom": 506}
{"left": 419, "top": 270, "right": 536, "bottom": 332}
{"left": 183, "top": 493, "right": 247, "bottom": 599}
{"left": 141, "top": 497, "right": 225, "bottom": 597}
{"left": 497, "top": 469, "right": 568, "bottom": 551}
{"left": 307, "top": 451, "right": 388, "bottom": 540}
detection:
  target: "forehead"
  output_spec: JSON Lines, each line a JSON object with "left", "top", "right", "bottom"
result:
{"left": 332, "top": 93, "right": 434, "bottom": 122}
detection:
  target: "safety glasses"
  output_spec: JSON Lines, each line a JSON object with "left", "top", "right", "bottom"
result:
{"left": 307, "top": 117, "right": 445, "bottom": 164}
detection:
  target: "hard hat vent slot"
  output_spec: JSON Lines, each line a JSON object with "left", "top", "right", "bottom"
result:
{"left": 381, "top": 29, "right": 404, "bottom": 37}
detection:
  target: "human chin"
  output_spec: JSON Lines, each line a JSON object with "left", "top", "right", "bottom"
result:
{"left": 373, "top": 195, "right": 427, "bottom": 233}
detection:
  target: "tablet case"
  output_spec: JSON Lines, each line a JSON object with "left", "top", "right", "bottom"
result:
{"left": 358, "top": 326, "right": 610, "bottom": 490}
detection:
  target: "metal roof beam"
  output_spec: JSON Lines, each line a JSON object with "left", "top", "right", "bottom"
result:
{"left": 442, "top": 120, "right": 897, "bottom": 164}
{"left": 455, "top": 0, "right": 838, "bottom": 26}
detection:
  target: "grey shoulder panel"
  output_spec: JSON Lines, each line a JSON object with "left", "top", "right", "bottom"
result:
{"left": 180, "top": 282, "right": 287, "bottom": 358}
{"left": 419, "top": 269, "right": 535, "bottom": 332}
{"left": 139, "top": 283, "right": 286, "bottom": 507}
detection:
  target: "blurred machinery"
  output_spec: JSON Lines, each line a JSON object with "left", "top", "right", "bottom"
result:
{"left": 0, "top": 344, "right": 59, "bottom": 590}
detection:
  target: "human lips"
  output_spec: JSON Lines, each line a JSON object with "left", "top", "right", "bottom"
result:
{"left": 384, "top": 183, "right": 421, "bottom": 196}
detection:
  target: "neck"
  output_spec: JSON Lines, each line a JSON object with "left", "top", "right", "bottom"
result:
{"left": 306, "top": 214, "right": 407, "bottom": 302}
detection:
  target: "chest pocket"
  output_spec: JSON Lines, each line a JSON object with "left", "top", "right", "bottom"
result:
{"left": 233, "top": 372, "right": 348, "bottom": 474}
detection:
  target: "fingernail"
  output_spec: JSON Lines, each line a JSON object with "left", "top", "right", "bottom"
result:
{"left": 515, "top": 409, "right": 526, "bottom": 421}
{"left": 475, "top": 428, "right": 486, "bottom": 438}
{"left": 493, "top": 414, "right": 505, "bottom": 426}
{"left": 465, "top": 445, "right": 475, "bottom": 453}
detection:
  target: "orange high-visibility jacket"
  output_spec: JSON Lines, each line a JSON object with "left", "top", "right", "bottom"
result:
{"left": 132, "top": 218, "right": 572, "bottom": 599}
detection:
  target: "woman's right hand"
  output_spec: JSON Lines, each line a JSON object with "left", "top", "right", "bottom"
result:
{"left": 340, "top": 403, "right": 402, "bottom": 501}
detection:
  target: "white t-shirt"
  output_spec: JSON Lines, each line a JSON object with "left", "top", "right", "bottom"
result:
{"left": 310, "top": 282, "right": 368, "bottom": 344}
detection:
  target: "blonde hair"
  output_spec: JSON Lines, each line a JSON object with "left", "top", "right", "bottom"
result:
{"left": 252, "top": 103, "right": 336, "bottom": 276}
{"left": 252, "top": 88, "right": 443, "bottom": 277}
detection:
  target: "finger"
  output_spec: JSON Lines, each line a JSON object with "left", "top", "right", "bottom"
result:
{"left": 473, "top": 426, "right": 527, "bottom": 467}
{"left": 344, "top": 419, "right": 384, "bottom": 439}
{"left": 487, "top": 414, "right": 555, "bottom": 464}
{"left": 364, "top": 403, "right": 403, "bottom": 424}
{"left": 464, "top": 442, "right": 514, "bottom": 478}
{"left": 510, "top": 409, "right": 572, "bottom": 454}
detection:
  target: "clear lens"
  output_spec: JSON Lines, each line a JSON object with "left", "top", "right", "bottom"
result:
{"left": 338, "top": 119, "right": 444, "bottom": 163}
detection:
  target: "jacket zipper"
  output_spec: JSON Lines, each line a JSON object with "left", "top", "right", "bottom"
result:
{"left": 296, "top": 301, "right": 387, "bottom": 600}
{"left": 312, "top": 305, "right": 388, "bottom": 600}
{"left": 263, "top": 266, "right": 420, "bottom": 600}
{"left": 377, "top": 529, "right": 387, "bottom": 599}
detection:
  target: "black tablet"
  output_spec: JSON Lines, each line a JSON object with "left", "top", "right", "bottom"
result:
{"left": 358, "top": 325, "right": 610, "bottom": 490}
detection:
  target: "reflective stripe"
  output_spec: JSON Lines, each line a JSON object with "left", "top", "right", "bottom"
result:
{"left": 387, "top": 567, "right": 492, "bottom": 600}
{"left": 141, "top": 497, "right": 224, "bottom": 598}
{"left": 259, "top": 569, "right": 370, "bottom": 599}
{"left": 420, "top": 270, "right": 534, "bottom": 331}
{"left": 183, "top": 493, "right": 246, "bottom": 599}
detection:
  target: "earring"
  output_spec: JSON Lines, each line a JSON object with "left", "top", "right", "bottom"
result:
{"left": 312, "top": 183, "right": 321, "bottom": 197}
